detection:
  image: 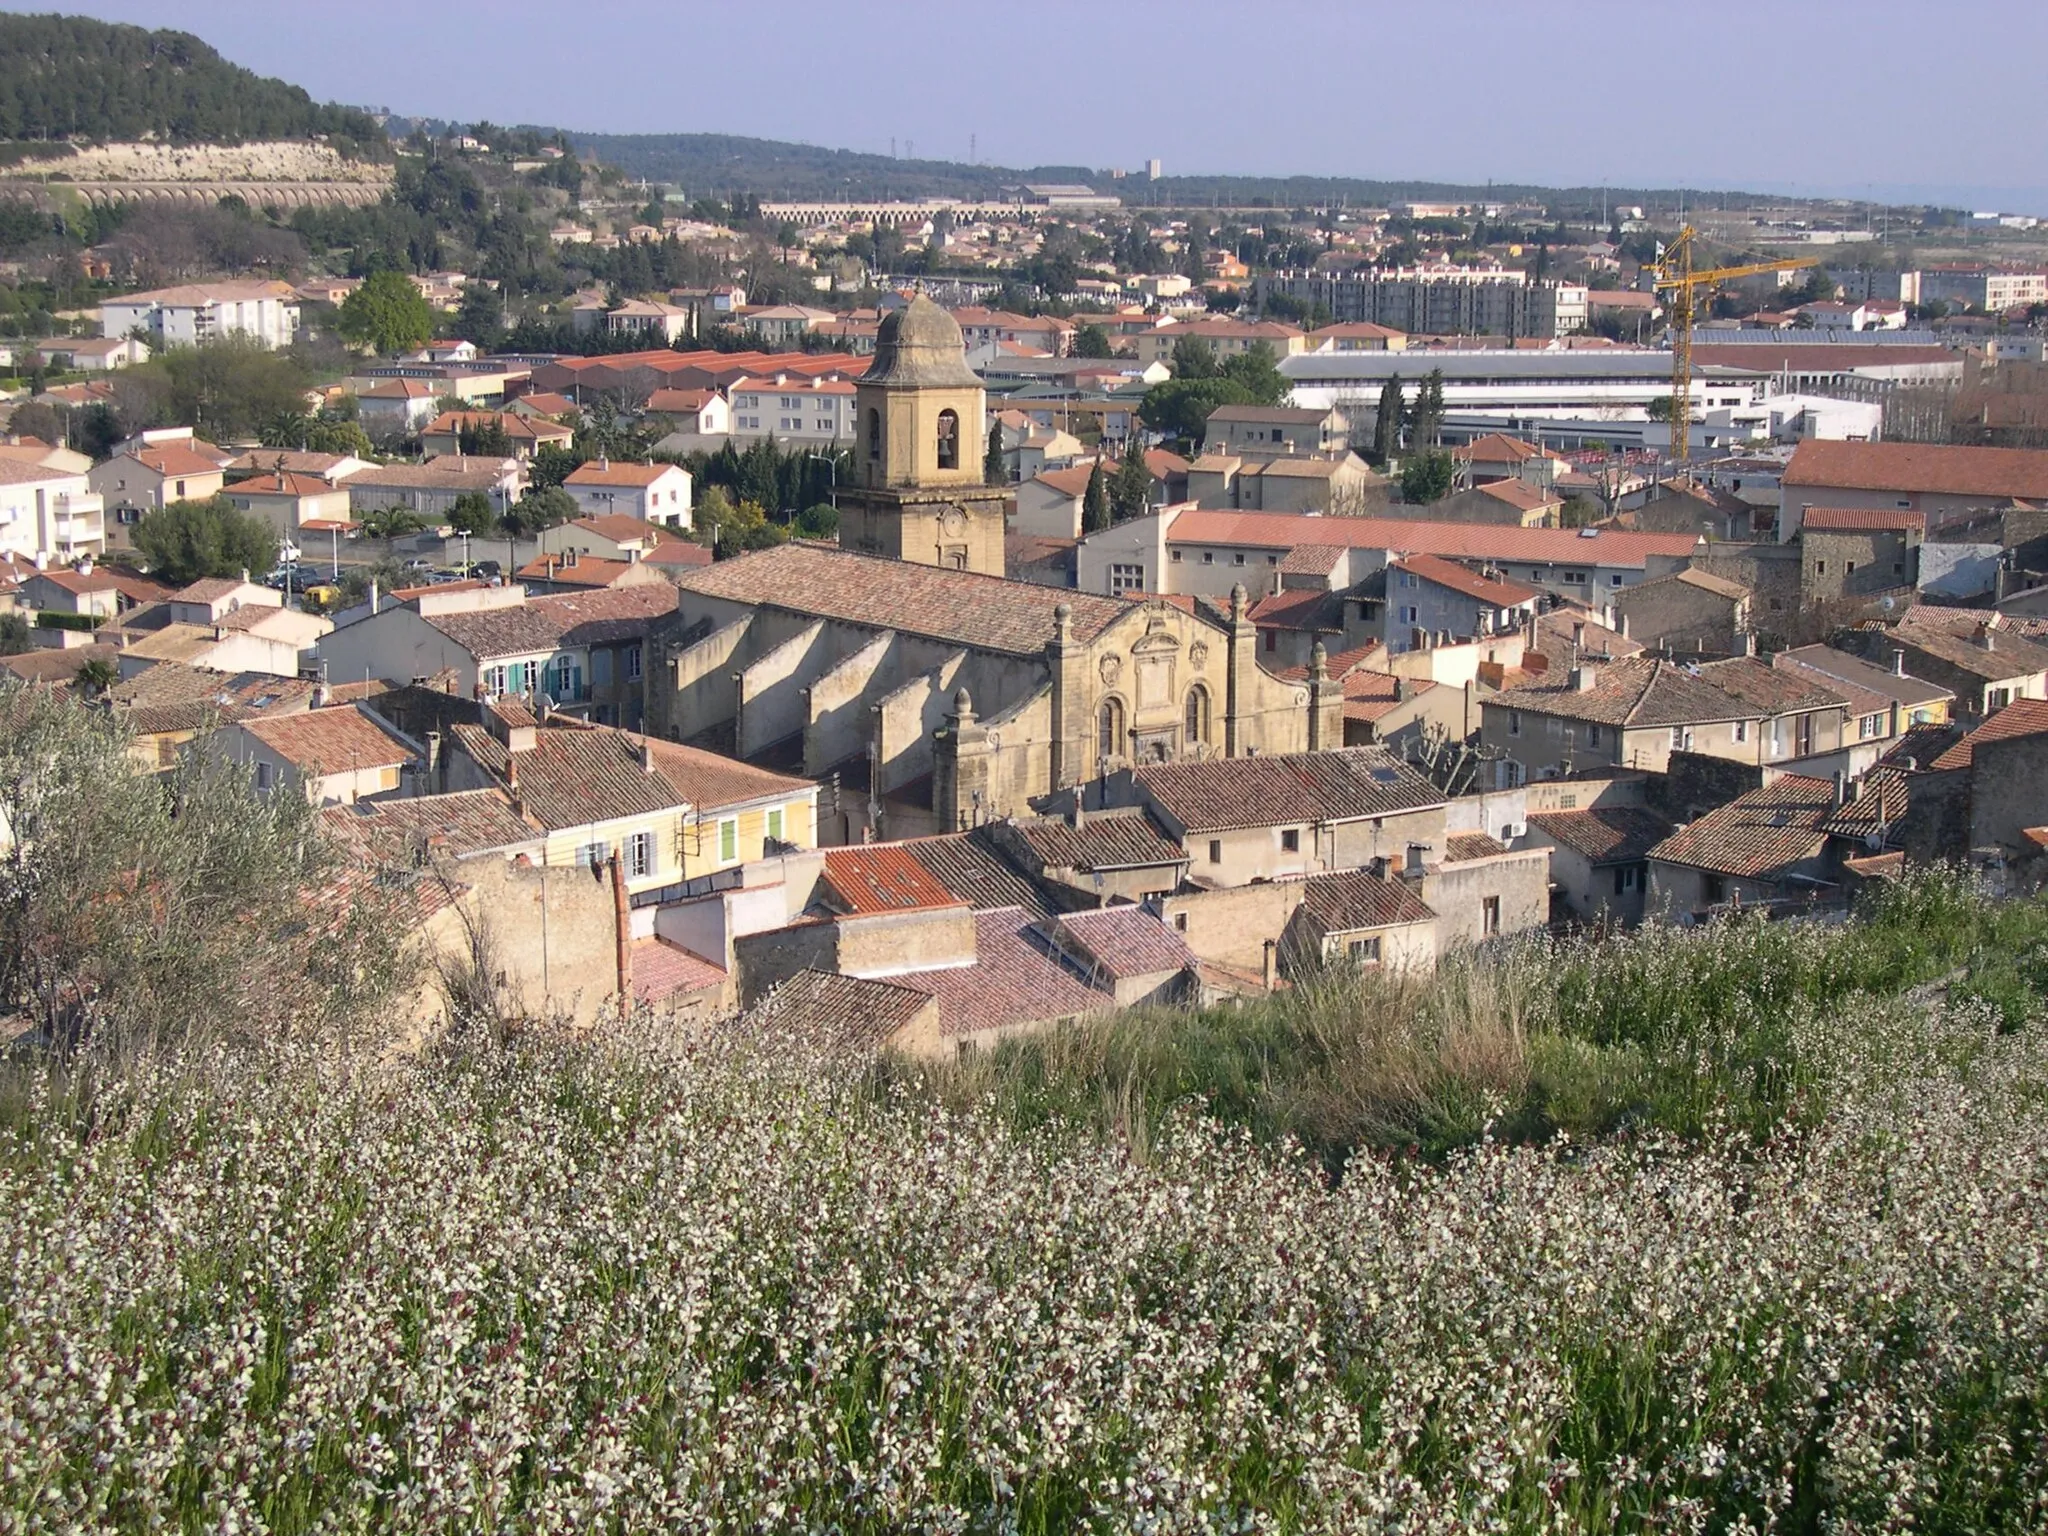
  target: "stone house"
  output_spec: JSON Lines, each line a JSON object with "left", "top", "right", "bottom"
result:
{"left": 1647, "top": 772, "right": 1907, "bottom": 917}
{"left": 214, "top": 703, "right": 421, "bottom": 807}
{"left": 1202, "top": 404, "right": 1350, "bottom": 461}
{"left": 1845, "top": 617, "right": 2048, "bottom": 721}
{"left": 1524, "top": 804, "right": 1677, "bottom": 927}
{"left": 1800, "top": 508, "right": 1923, "bottom": 601}
{"left": 1611, "top": 567, "right": 1752, "bottom": 657}
{"left": 1280, "top": 869, "right": 1438, "bottom": 974}
{"left": 1380, "top": 553, "right": 1540, "bottom": 653}
{"left": 1770, "top": 644, "right": 1954, "bottom": 771}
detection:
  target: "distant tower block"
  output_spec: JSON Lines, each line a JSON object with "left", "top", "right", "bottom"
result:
{"left": 1146, "top": 157, "right": 1163, "bottom": 181}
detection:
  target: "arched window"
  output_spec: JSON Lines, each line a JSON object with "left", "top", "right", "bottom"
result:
{"left": 1184, "top": 684, "right": 1210, "bottom": 748}
{"left": 1097, "top": 698, "right": 1125, "bottom": 764}
{"left": 936, "top": 408, "right": 960, "bottom": 470}
{"left": 866, "top": 408, "right": 882, "bottom": 460}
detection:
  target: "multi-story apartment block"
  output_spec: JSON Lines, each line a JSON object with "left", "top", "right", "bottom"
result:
{"left": 100, "top": 281, "right": 301, "bottom": 349}
{"left": 1256, "top": 267, "right": 1589, "bottom": 339}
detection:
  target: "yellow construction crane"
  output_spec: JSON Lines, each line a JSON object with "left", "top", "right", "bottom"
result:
{"left": 1650, "top": 226, "right": 1817, "bottom": 467}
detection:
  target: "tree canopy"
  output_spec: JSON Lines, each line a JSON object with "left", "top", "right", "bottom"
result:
{"left": 500, "top": 485, "right": 577, "bottom": 537}
{"left": 337, "top": 271, "right": 435, "bottom": 355}
{"left": 0, "top": 14, "right": 388, "bottom": 156}
{"left": 131, "top": 496, "right": 278, "bottom": 586}
{"left": 1110, "top": 436, "right": 1152, "bottom": 524}
{"left": 1400, "top": 450, "right": 1455, "bottom": 505}
{"left": 1081, "top": 458, "right": 1111, "bottom": 534}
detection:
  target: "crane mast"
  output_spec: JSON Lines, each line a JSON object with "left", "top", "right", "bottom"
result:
{"left": 1650, "top": 226, "right": 1818, "bottom": 469}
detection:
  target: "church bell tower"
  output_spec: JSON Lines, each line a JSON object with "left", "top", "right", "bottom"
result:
{"left": 837, "top": 294, "right": 1009, "bottom": 576}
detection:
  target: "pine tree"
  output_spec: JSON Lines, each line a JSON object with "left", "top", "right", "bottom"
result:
{"left": 1082, "top": 456, "right": 1111, "bottom": 534}
{"left": 1373, "top": 373, "right": 1405, "bottom": 465}
{"left": 984, "top": 419, "right": 1006, "bottom": 486}
{"left": 1110, "top": 435, "right": 1152, "bottom": 523}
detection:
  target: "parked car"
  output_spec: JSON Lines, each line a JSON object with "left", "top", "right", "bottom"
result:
{"left": 469, "top": 558, "right": 503, "bottom": 580}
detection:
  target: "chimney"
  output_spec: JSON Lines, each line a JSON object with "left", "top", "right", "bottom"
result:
{"left": 1739, "top": 630, "right": 1757, "bottom": 657}
{"left": 1891, "top": 647, "right": 1906, "bottom": 676}
{"left": 369, "top": 579, "right": 380, "bottom": 615}
{"left": 424, "top": 729, "right": 442, "bottom": 783}
{"left": 1404, "top": 843, "right": 1426, "bottom": 876}
{"left": 566, "top": 548, "right": 579, "bottom": 567}
{"left": 640, "top": 736, "right": 655, "bottom": 773}
{"left": 1977, "top": 624, "right": 1996, "bottom": 652}
{"left": 76, "top": 553, "right": 92, "bottom": 575}
{"left": 610, "top": 852, "right": 633, "bottom": 1007}
{"left": 1833, "top": 770, "right": 1850, "bottom": 807}
{"left": 312, "top": 679, "right": 332, "bottom": 708}
{"left": 504, "top": 755, "right": 519, "bottom": 792}
{"left": 599, "top": 454, "right": 609, "bottom": 472}
{"left": 1261, "top": 938, "right": 1277, "bottom": 991}
{"left": 1571, "top": 663, "right": 1600, "bottom": 692}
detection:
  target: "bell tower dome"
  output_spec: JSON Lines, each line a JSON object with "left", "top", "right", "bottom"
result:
{"left": 838, "top": 294, "right": 1008, "bottom": 575}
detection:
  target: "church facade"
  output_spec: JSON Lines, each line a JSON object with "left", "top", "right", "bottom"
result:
{"left": 648, "top": 543, "right": 1343, "bottom": 841}
{"left": 642, "top": 292, "right": 1338, "bottom": 841}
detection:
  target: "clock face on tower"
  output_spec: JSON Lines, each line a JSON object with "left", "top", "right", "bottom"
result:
{"left": 940, "top": 506, "right": 967, "bottom": 538}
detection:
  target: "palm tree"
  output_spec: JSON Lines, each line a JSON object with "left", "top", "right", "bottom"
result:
{"left": 74, "top": 655, "right": 117, "bottom": 696}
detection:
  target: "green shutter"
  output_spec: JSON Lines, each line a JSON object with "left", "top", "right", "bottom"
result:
{"left": 719, "top": 819, "right": 737, "bottom": 862}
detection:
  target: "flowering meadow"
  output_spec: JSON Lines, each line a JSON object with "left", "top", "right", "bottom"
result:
{"left": 5, "top": 939, "right": 2048, "bottom": 1533}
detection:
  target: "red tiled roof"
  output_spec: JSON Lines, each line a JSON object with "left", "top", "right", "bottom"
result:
{"left": 423, "top": 584, "right": 676, "bottom": 659}
{"left": 1648, "top": 776, "right": 1836, "bottom": 880}
{"left": 1163, "top": 510, "right": 1697, "bottom": 568}
{"left": 1463, "top": 432, "right": 1546, "bottom": 463}
{"left": 319, "top": 788, "right": 538, "bottom": 863}
{"left": 565, "top": 460, "right": 686, "bottom": 488}
{"left": 567, "top": 513, "right": 660, "bottom": 542}
{"left": 1135, "top": 747, "right": 1444, "bottom": 834}
{"left": 675, "top": 543, "right": 1132, "bottom": 656}
{"left": 1475, "top": 479, "right": 1559, "bottom": 513}
{"left": 642, "top": 539, "right": 714, "bottom": 569}
{"left": 1007, "top": 811, "right": 1188, "bottom": 871}
{"left": 895, "top": 907, "right": 1114, "bottom": 1038}
{"left": 1783, "top": 440, "right": 2048, "bottom": 500}
{"left": 820, "top": 846, "right": 963, "bottom": 914}
{"left": 1930, "top": 698, "right": 2048, "bottom": 770}
{"left": 1801, "top": 507, "right": 1927, "bottom": 532}
{"left": 1297, "top": 870, "right": 1435, "bottom": 933}
{"left": 231, "top": 471, "right": 338, "bottom": 497}
{"left": 1394, "top": 551, "right": 1538, "bottom": 606}
{"left": 748, "top": 969, "right": 933, "bottom": 1049}
{"left": 515, "top": 554, "right": 640, "bottom": 588}
{"left": 1443, "top": 833, "right": 1507, "bottom": 863}
{"left": 242, "top": 704, "right": 414, "bottom": 776}
{"left": 1049, "top": 907, "right": 1197, "bottom": 980}
{"left": 131, "top": 444, "right": 227, "bottom": 478}
{"left": 631, "top": 938, "right": 726, "bottom": 1004}
{"left": 1528, "top": 806, "right": 1676, "bottom": 864}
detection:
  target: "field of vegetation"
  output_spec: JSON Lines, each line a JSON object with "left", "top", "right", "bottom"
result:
{"left": 4, "top": 858, "right": 2048, "bottom": 1531}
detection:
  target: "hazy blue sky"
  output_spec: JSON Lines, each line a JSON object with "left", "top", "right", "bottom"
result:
{"left": 16, "top": 0, "right": 2048, "bottom": 210}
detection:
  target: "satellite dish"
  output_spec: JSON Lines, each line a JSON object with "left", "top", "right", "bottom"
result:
{"left": 1880, "top": 596, "right": 1896, "bottom": 612}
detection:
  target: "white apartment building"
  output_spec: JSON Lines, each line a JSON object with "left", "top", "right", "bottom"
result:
{"left": 727, "top": 374, "right": 856, "bottom": 447}
{"left": 1257, "top": 267, "right": 1589, "bottom": 339}
{"left": 100, "top": 281, "right": 301, "bottom": 350}
{"left": 0, "top": 459, "right": 105, "bottom": 562}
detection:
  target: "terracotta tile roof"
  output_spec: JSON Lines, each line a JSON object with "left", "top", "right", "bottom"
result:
{"left": 569, "top": 513, "right": 661, "bottom": 543}
{"left": 1031, "top": 464, "right": 1096, "bottom": 498}
{"left": 1649, "top": 776, "right": 1836, "bottom": 880}
{"left": 1048, "top": 907, "right": 1198, "bottom": 979}
{"left": 642, "top": 539, "right": 714, "bottom": 569}
{"left": 1801, "top": 506, "right": 1927, "bottom": 532}
{"left": 1475, "top": 479, "right": 1557, "bottom": 512}
{"left": 242, "top": 704, "right": 415, "bottom": 776}
{"left": 1277, "top": 543, "right": 1345, "bottom": 575}
{"left": 1819, "top": 766, "right": 1911, "bottom": 842}
{"left": 749, "top": 969, "right": 934, "bottom": 1049}
{"left": 424, "top": 584, "right": 676, "bottom": 659}
{"left": 904, "top": 829, "right": 1060, "bottom": 919}
{"left": 1443, "top": 832, "right": 1507, "bottom": 863}
{"left": 1783, "top": 440, "right": 2048, "bottom": 501}
{"left": 423, "top": 410, "right": 561, "bottom": 441}
{"left": 1135, "top": 747, "right": 1444, "bottom": 834}
{"left": 513, "top": 391, "right": 578, "bottom": 416}
{"left": 1394, "top": 552, "right": 1538, "bottom": 606}
{"left": 674, "top": 543, "right": 1132, "bottom": 656}
{"left": 175, "top": 577, "right": 247, "bottom": 602}
{"left": 1297, "top": 870, "right": 1436, "bottom": 933}
{"left": 0, "top": 642, "right": 122, "bottom": 687}
{"left": 565, "top": 460, "right": 684, "bottom": 488}
{"left": 1248, "top": 587, "right": 1345, "bottom": 631}
{"left": 1880, "top": 721, "right": 1966, "bottom": 770}
{"left": 895, "top": 907, "right": 1114, "bottom": 1038}
{"left": 1008, "top": 811, "right": 1189, "bottom": 871}
{"left": 1930, "top": 698, "right": 2048, "bottom": 770}
{"left": 1891, "top": 618, "right": 2048, "bottom": 682}
{"left": 130, "top": 444, "right": 227, "bottom": 478}
{"left": 106, "top": 666, "right": 315, "bottom": 735}
{"left": 820, "top": 845, "right": 963, "bottom": 914}
{"left": 515, "top": 554, "right": 641, "bottom": 588}
{"left": 631, "top": 938, "right": 726, "bottom": 1004}
{"left": 319, "top": 788, "right": 538, "bottom": 863}
{"left": 450, "top": 719, "right": 812, "bottom": 828}
{"left": 1464, "top": 432, "right": 1547, "bottom": 463}
{"left": 25, "top": 566, "right": 122, "bottom": 595}
{"left": 1164, "top": 510, "right": 1697, "bottom": 568}
{"left": 1528, "top": 806, "right": 1676, "bottom": 864}
{"left": 644, "top": 388, "right": 715, "bottom": 413}
{"left": 231, "top": 471, "right": 338, "bottom": 497}
{"left": 1490, "top": 655, "right": 1836, "bottom": 729}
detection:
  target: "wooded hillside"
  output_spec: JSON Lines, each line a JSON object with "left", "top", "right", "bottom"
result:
{"left": 0, "top": 14, "right": 387, "bottom": 157}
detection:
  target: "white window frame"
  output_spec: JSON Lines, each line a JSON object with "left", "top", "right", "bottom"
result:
{"left": 625, "top": 830, "right": 656, "bottom": 880}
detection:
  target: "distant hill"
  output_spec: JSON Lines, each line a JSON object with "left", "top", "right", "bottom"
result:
{"left": 0, "top": 14, "right": 388, "bottom": 159}
{"left": 564, "top": 130, "right": 1832, "bottom": 218}
{"left": 568, "top": 131, "right": 1095, "bottom": 202}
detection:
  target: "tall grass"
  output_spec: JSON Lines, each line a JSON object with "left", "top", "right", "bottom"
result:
{"left": 892, "top": 870, "right": 2048, "bottom": 1165}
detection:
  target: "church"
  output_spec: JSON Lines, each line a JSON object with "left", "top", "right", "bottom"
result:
{"left": 647, "top": 296, "right": 1340, "bottom": 840}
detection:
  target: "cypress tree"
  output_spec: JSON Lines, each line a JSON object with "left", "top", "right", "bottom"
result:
{"left": 984, "top": 419, "right": 1006, "bottom": 486}
{"left": 1082, "top": 456, "right": 1111, "bottom": 534}
{"left": 1373, "top": 373, "right": 1405, "bottom": 465}
{"left": 1110, "top": 435, "right": 1152, "bottom": 523}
